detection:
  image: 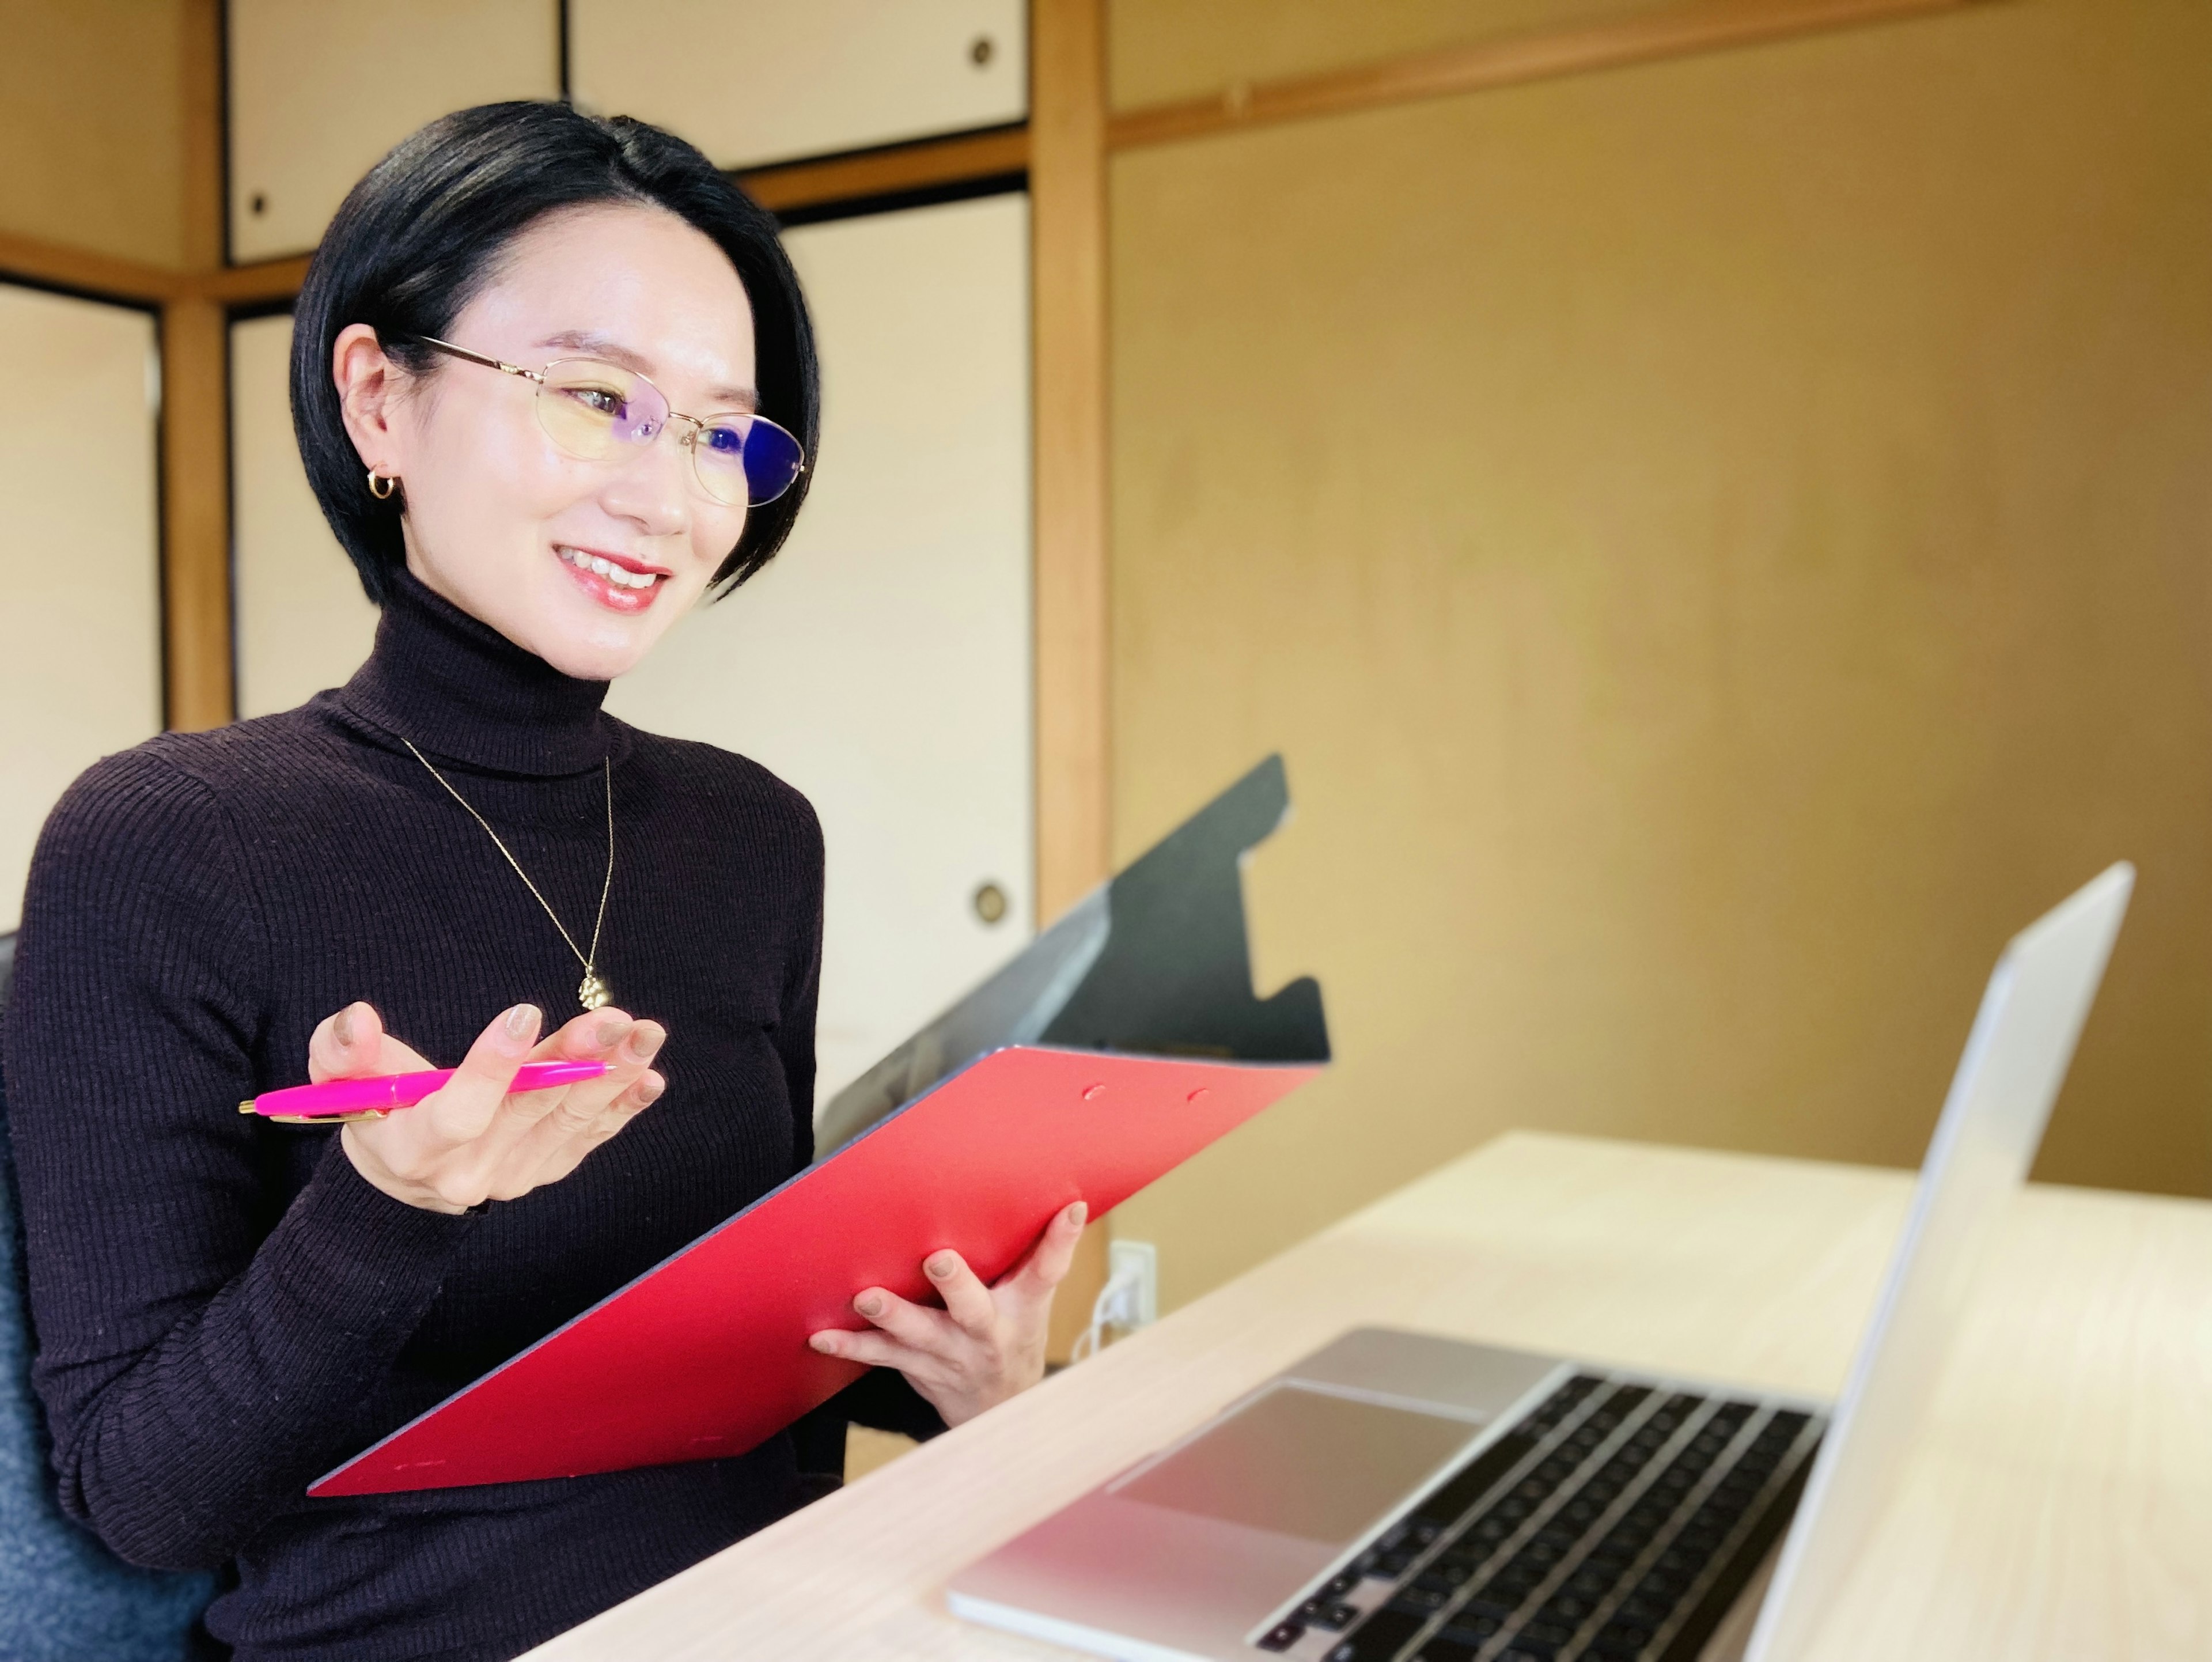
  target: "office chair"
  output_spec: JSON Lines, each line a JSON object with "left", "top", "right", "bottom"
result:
{"left": 0, "top": 930, "right": 218, "bottom": 1659}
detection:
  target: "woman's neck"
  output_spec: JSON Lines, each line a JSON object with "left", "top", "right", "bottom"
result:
{"left": 337, "top": 567, "right": 614, "bottom": 777}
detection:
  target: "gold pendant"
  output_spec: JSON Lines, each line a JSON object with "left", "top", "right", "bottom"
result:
{"left": 578, "top": 970, "right": 611, "bottom": 1011}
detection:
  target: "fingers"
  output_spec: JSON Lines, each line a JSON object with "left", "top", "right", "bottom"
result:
{"left": 493, "top": 1008, "right": 635, "bottom": 1136}
{"left": 843, "top": 1285, "right": 962, "bottom": 1355}
{"left": 924, "top": 1251, "right": 999, "bottom": 1339}
{"left": 417, "top": 1002, "right": 540, "bottom": 1145}
{"left": 808, "top": 1325, "right": 932, "bottom": 1374}
{"left": 498, "top": 1020, "right": 665, "bottom": 1176}
{"left": 521, "top": 1012, "right": 665, "bottom": 1120}
{"left": 532, "top": 1007, "right": 637, "bottom": 1067}
{"left": 307, "top": 1001, "right": 437, "bottom": 1082}
{"left": 1001, "top": 1202, "right": 1088, "bottom": 1300}
{"left": 308, "top": 1002, "right": 381, "bottom": 1083}
{"left": 500, "top": 1067, "right": 664, "bottom": 1195}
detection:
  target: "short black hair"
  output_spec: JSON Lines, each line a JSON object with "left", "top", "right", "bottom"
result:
{"left": 291, "top": 101, "right": 817, "bottom": 604}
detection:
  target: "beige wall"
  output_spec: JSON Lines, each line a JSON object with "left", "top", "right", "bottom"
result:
{"left": 1108, "top": 0, "right": 2212, "bottom": 1311}
{"left": 0, "top": 285, "right": 164, "bottom": 932}
{"left": 0, "top": 0, "right": 190, "bottom": 267}
{"left": 1109, "top": 0, "right": 1673, "bottom": 109}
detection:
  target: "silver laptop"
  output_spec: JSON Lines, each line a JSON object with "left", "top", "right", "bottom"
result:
{"left": 950, "top": 864, "right": 2133, "bottom": 1662}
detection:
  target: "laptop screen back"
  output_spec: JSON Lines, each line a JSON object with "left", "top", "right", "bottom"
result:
{"left": 1745, "top": 863, "right": 2133, "bottom": 1661}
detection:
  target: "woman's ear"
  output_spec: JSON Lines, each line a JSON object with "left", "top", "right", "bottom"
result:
{"left": 332, "top": 323, "right": 407, "bottom": 473}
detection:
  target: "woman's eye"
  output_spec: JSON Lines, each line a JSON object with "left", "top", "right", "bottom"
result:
{"left": 561, "top": 385, "right": 626, "bottom": 418}
{"left": 702, "top": 425, "right": 745, "bottom": 455}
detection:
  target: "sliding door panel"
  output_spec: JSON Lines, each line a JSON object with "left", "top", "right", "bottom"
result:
{"left": 0, "top": 286, "right": 162, "bottom": 931}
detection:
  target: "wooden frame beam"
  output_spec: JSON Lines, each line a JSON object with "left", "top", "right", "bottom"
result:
{"left": 1030, "top": 3, "right": 1111, "bottom": 930}
{"left": 160, "top": 0, "right": 234, "bottom": 732}
{"left": 160, "top": 297, "right": 234, "bottom": 731}
{"left": 0, "top": 231, "right": 176, "bottom": 305}
{"left": 735, "top": 126, "right": 1028, "bottom": 215}
{"left": 1030, "top": 0, "right": 1113, "bottom": 1360}
{"left": 200, "top": 254, "right": 315, "bottom": 305}
{"left": 1107, "top": 0, "right": 1998, "bottom": 151}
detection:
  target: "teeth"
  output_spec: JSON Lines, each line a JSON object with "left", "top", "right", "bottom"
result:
{"left": 557, "top": 547, "right": 658, "bottom": 589}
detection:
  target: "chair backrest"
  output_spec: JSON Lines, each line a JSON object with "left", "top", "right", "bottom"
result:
{"left": 0, "top": 931, "right": 218, "bottom": 1659}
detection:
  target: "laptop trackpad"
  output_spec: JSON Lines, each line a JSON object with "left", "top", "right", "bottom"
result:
{"left": 1111, "top": 1383, "right": 1479, "bottom": 1546}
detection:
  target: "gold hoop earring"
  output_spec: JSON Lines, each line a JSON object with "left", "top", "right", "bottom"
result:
{"left": 366, "top": 469, "right": 398, "bottom": 500}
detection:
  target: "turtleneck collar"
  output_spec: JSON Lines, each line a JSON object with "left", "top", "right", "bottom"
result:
{"left": 336, "top": 567, "right": 619, "bottom": 777}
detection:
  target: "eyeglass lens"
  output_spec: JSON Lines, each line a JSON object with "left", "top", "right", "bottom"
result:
{"left": 535, "top": 359, "right": 805, "bottom": 506}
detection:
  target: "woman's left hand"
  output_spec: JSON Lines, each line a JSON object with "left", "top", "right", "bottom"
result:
{"left": 808, "top": 1201, "right": 1088, "bottom": 1428}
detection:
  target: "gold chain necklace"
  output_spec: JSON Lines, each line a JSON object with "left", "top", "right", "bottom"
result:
{"left": 402, "top": 739, "right": 617, "bottom": 1012}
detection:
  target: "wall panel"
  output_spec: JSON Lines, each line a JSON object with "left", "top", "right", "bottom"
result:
{"left": 0, "top": 286, "right": 163, "bottom": 930}
{"left": 1108, "top": 0, "right": 1669, "bottom": 110}
{"left": 230, "top": 313, "right": 380, "bottom": 718}
{"left": 0, "top": 0, "right": 190, "bottom": 268}
{"left": 228, "top": 0, "right": 560, "bottom": 261}
{"left": 1107, "top": 0, "right": 2212, "bottom": 1309}
{"left": 571, "top": 0, "right": 1027, "bottom": 172}
{"left": 606, "top": 194, "right": 1035, "bottom": 1110}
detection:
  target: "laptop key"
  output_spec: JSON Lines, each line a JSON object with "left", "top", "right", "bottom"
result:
{"left": 1412, "top": 1433, "right": 1539, "bottom": 1528}
{"left": 1543, "top": 1590, "right": 1600, "bottom": 1625}
{"left": 1441, "top": 1614, "right": 1504, "bottom": 1643}
{"left": 1257, "top": 1619, "right": 1305, "bottom": 1652}
{"left": 1593, "top": 1619, "right": 1653, "bottom": 1654}
{"left": 1326, "top": 1606, "right": 1427, "bottom": 1661}
{"left": 1298, "top": 1599, "right": 1359, "bottom": 1631}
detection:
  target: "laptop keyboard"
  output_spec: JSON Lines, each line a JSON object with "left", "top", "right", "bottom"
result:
{"left": 1252, "top": 1375, "right": 1824, "bottom": 1662}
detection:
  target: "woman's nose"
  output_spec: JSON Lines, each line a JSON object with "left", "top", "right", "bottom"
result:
{"left": 596, "top": 427, "right": 691, "bottom": 536}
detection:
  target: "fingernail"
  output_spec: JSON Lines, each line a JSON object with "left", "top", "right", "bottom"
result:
{"left": 333, "top": 1006, "right": 355, "bottom": 1047}
{"left": 856, "top": 1293, "right": 884, "bottom": 1318}
{"left": 505, "top": 1004, "right": 539, "bottom": 1040}
{"left": 809, "top": 1333, "right": 836, "bottom": 1353}
{"left": 627, "top": 1024, "right": 664, "bottom": 1062}
{"left": 594, "top": 1016, "right": 631, "bottom": 1049}
{"left": 926, "top": 1252, "right": 957, "bottom": 1280}
{"left": 635, "top": 1073, "right": 665, "bottom": 1107}
{"left": 1067, "top": 1202, "right": 1088, "bottom": 1226}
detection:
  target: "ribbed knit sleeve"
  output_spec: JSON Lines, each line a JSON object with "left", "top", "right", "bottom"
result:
{"left": 2, "top": 749, "right": 477, "bottom": 1570}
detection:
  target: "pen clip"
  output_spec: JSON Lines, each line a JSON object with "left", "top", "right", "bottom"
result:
{"left": 238, "top": 1101, "right": 390, "bottom": 1125}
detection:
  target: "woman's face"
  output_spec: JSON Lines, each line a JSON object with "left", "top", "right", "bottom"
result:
{"left": 334, "top": 202, "right": 758, "bottom": 681}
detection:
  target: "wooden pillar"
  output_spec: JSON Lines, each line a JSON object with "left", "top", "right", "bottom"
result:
{"left": 162, "top": 0, "right": 233, "bottom": 730}
{"left": 1031, "top": 0, "right": 1113, "bottom": 1357}
{"left": 1031, "top": 0, "right": 1110, "bottom": 924}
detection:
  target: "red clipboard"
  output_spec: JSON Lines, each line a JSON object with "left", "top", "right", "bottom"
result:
{"left": 309, "top": 1044, "right": 1320, "bottom": 1497}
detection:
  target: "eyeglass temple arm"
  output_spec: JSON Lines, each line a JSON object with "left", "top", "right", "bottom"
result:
{"left": 411, "top": 335, "right": 541, "bottom": 383}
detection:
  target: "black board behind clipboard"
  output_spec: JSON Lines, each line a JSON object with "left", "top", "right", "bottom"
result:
{"left": 814, "top": 754, "right": 1330, "bottom": 1156}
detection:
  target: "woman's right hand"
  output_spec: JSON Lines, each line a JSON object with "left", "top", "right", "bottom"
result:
{"left": 309, "top": 1000, "right": 666, "bottom": 1214}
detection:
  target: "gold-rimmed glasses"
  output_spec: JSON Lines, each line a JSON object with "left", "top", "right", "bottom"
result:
{"left": 411, "top": 335, "right": 807, "bottom": 507}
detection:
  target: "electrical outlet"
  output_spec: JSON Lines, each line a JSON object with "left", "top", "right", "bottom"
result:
{"left": 1106, "top": 1240, "right": 1158, "bottom": 1331}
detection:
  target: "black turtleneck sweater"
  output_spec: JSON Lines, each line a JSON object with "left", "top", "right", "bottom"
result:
{"left": 2, "top": 571, "right": 938, "bottom": 1660}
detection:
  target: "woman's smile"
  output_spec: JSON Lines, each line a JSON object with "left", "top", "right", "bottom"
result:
{"left": 554, "top": 542, "right": 673, "bottom": 614}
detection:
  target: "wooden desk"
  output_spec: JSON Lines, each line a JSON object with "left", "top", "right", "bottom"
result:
{"left": 524, "top": 1133, "right": 2212, "bottom": 1661}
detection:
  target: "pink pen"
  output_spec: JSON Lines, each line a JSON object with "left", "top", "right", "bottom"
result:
{"left": 238, "top": 1061, "right": 610, "bottom": 1123}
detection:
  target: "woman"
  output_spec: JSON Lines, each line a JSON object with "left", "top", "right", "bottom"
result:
{"left": 1, "top": 102, "right": 1081, "bottom": 1660}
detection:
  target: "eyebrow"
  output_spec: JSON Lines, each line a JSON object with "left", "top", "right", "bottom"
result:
{"left": 532, "top": 329, "right": 759, "bottom": 412}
